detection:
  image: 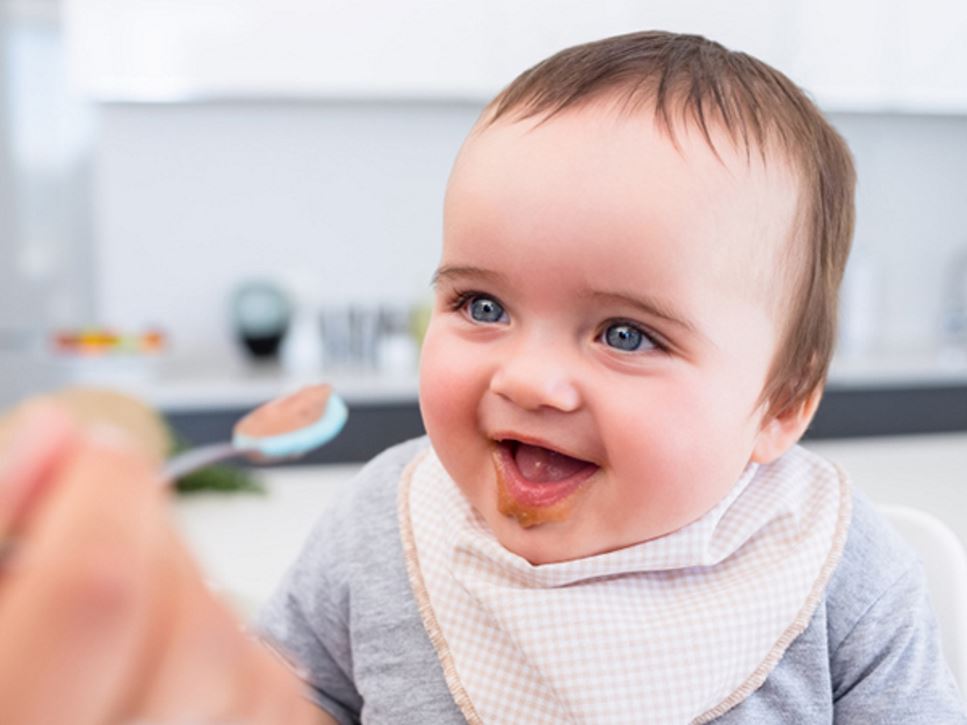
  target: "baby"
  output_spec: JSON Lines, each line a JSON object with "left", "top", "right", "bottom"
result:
{"left": 257, "top": 30, "right": 966, "bottom": 723}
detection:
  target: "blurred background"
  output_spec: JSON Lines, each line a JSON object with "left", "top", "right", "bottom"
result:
{"left": 2, "top": 0, "right": 967, "bottom": 403}
{"left": 3, "top": 0, "right": 967, "bottom": 430}
{"left": 1, "top": 0, "right": 966, "bottom": 405}
{"left": 0, "top": 1, "right": 966, "bottom": 592}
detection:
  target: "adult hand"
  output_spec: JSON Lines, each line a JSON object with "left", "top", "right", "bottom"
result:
{"left": 0, "top": 404, "right": 324, "bottom": 724}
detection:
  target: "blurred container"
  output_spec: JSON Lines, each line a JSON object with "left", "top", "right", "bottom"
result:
{"left": 377, "top": 305, "right": 418, "bottom": 376}
{"left": 941, "top": 246, "right": 967, "bottom": 359}
{"left": 319, "top": 304, "right": 354, "bottom": 370}
{"left": 47, "top": 326, "right": 167, "bottom": 386}
{"left": 230, "top": 281, "right": 291, "bottom": 360}
{"left": 281, "top": 304, "right": 323, "bottom": 375}
{"left": 838, "top": 252, "right": 878, "bottom": 358}
{"left": 350, "top": 304, "right": 381, "bottom": 369}
{"left": 319, "top": 301, "right": 420, "bottom": 374}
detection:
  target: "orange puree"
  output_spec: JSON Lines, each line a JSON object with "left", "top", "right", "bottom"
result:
{"left": 495, "top": 458, "right": 582, "bottom": 528}
{"left": 234, "top": 384, "right": 332, "bottom": 438}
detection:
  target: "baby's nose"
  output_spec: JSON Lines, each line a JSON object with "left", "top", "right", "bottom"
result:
{"left": 488, "top": 346, "right": 582, "bottom": 413}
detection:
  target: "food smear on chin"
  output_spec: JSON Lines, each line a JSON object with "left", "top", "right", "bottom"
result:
{"left": 493, "top": 444, "right": 594, "bottom": 528}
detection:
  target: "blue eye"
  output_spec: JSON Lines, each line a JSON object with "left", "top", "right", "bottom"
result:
{"left": 468, "top": 296, "right": 505, "bottom": 323}
{"left": 603, "top": 323, "right": 652, "bottom": 352}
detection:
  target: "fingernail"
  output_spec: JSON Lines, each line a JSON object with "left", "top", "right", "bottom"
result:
{"left": 0, "top": 402, "right": 70, "bottom": 479}
{"left": 0, "top": 402, "right": 75, "bottom": 534}
{"left": 87, "top": 423, "right": 136, "bottom": 452}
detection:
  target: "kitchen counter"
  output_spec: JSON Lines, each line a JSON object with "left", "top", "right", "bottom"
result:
{"left": 827, "top": 349, "right": 967, "bottom": 388}
{"left": 3, "top": 352, "right": 421, "bottom": 411}
{"left": 4, "top": 349, "right": 967, "bottom": 461}
{"left": 7, "top": 348, "right": 967, "bottom": 412}
{"left": 174, "top": 432, "right": 967, "bottom": 620}
{"left": 77, "top": 351, "right": 967, "bottom": 408}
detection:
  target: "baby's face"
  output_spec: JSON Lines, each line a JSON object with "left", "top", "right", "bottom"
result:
{"left": 419, "top": 103, "right": 800, "bottom": 564}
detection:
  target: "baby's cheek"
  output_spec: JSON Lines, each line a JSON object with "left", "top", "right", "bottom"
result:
{"left": 602, "top": 390, "right": 729, "bottom": 527}
{"left": 605, "top": 388, "right": 696, "bottom": 464}
{"left": 418, "top": 329, "right": 479, "bottom": 441}
{"left": 418, "top": 331, "right": 494, "bottom": 507}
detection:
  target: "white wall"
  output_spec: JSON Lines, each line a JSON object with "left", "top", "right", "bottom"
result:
{"left": 94, "top": 101, "right": 481, "bottom": 358}
{"left": 832, "top": 113, "right": 967, "bottom": 357}
{"left": 92, "top": 101, "right": 967, "bottom": 360}
{"left": 1, "top": 3, "right": 96, "bottom": 345}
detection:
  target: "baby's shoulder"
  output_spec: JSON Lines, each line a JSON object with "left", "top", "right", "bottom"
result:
{"left": 306, "top": 436, "right": 430, "bottom": 553}
{"left": 279, "top": 436, "right": 429, "bottom": 602}
{"left": 823, "top": 486, "right": 921, "bottom": 646}
{"left": 320, "top": 434, "right": 427, "bottom": 517}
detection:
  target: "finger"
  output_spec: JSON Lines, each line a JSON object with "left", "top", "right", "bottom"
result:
{"left": 251, "top": 639, "right": 317, "bottom": 724}
{"left": 141, "top": 617, "right": 323, "bottom": 725}
{"left": 0, "top": 402, "right": 78, "bottom": 538}
{"left": 253, "top": 643, "right": 331, "bottom": 725}
{"left": 208, "top": 631, "right": 322, "bottom": 725}
{"left": 0, "top": 434, "right": 163, "bottom": 725}
{"left": 129, "top": 529, "right": 319, "bottom": 724}
{"left": 242, "top": 639, "right": 323, "bottom": 725}
{"left": 129, "top": 527, "right": 265, "bottom": 721}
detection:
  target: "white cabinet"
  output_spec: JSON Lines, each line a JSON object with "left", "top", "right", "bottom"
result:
{"left": 788, "top": 0, "right": 967, "bottom": 112}
{"left": 61, "top": 0, "right": 791, "bottom": 100}
{"left": 63, "top": 0, "right": 502, "bottom": 100}
{"left": 63, "top": 0, "right": 967, "bottom": 112}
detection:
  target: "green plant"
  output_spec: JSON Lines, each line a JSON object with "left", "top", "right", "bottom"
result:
{"left": 168, "top": 433, "right": 265, "bottom": 495}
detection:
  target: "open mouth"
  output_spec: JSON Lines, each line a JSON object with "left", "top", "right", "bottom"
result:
{"left": 493, "top": 439, "right": 599, "bottom": 518}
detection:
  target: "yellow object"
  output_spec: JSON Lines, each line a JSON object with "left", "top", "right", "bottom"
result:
{"left": 0, "top": 387, "right": 172, "bottom": 465}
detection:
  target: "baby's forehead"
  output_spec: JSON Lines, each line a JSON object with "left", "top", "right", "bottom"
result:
{"left": 454, "top": 103, "right": 802, "bottom": 304}
{"left": 466, "top": 98, "right": 801, "bottom": 203}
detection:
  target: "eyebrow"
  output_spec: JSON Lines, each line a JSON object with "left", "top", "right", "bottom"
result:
{"left": 586, "top": 290, "right": 704, "bottom": 339}
{"left": 431, "top": 264, "right": 508, "bottom": 287}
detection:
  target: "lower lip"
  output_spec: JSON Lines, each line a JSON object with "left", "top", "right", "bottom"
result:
{"left": 492, "top": 444, "right": 598, "bottom": 513}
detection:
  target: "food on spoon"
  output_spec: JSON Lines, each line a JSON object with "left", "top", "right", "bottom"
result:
{"left": 232, "top": 384, "right": 347, "bottom": 461}
{"left": 233, "top": 384, "right": 333, "bottom": 438}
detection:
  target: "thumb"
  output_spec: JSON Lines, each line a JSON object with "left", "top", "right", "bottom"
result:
{"left": 0, "top": 402, "right": 78, "bottom": 543}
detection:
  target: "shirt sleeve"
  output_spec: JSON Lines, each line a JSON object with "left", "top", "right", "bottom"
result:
{"left": 831, "top": 561, "right": 967, "bottom": 724}
{"left": 254, "top": 505, "right": 364, "bottom": 724}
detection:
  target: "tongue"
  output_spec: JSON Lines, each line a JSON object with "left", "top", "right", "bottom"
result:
{"left": 513, "top": 443, "right": 591, "bottom": 483}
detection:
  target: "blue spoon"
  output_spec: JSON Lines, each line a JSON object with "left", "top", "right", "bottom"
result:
{"left": 162, "top": 384, "right": 348, "bottom": 481}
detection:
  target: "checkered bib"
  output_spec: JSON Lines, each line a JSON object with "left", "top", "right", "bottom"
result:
{"left": 399, "top": 445, "right": 851, "bottom": 724}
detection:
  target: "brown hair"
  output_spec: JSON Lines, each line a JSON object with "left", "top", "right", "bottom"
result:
{"left": 483, "top": 30, "right": 856, "bottom": 419}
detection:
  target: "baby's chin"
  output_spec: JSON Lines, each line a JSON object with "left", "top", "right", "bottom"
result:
{"left": 484, "top": 501, "right": 689, "bottom": 565}
{"left": 485, "top": 512, "right": 614, "bottom": 566}
{"left": 496, "top": 529, "right": 575, "bottom": 566}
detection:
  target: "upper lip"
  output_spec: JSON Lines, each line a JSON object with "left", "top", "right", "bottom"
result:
{"left": 490, "top": 431, "right": 599, "bottom": 466}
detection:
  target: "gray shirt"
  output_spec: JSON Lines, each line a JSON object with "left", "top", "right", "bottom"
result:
{"left": 257, "top": 438, "right": 967, "bottom": 723}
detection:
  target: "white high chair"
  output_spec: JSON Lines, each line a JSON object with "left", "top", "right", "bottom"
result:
{"left": 878, "top": 504, "right": 967, "bottom": 694}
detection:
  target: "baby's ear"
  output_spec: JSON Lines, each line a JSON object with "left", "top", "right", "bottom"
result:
{"left": 750, "top": 387, "right": 823, "bottom": 464}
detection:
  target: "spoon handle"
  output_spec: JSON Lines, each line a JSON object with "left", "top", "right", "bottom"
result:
{"left": 162, "top": 442, "right": 240, "bottom": 482}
